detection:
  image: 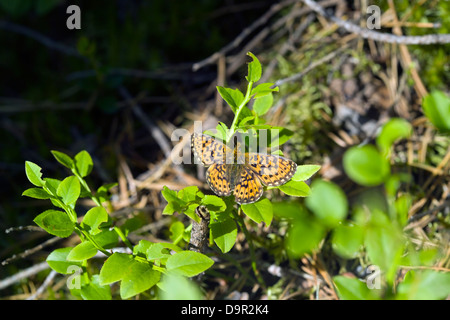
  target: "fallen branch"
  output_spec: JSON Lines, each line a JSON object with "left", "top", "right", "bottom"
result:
{"left": 0, "top": 19, "right": 83, "bottom": 58}
{"left": 302, "top": 0, "right": 450, "bottom": 44}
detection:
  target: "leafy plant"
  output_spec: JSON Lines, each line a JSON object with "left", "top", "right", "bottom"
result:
{"left": 23, "top": 151, "right": 213, "bottom": 300}
{"left": 331, "top": 116, "right": 450, "bottom": 299}
{"left": 162, "top": 52, "right": 320, "bottom": 284}
{"left": 422, "top": 90, "right": 450, "bottom": 134}
{"left": 22, "top": 52, "right": 320, "bottom": 299}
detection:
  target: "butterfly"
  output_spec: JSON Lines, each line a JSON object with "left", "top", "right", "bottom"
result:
{"left": 191, "top": 133, "right": 297, "bottom": 204}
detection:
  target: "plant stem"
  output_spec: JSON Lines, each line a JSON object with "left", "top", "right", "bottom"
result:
{"left": 75, "top": 172, "right": 134, "bottom": 251}
{"left": 233, "top": 207, "right": 266, "bottom": 288}
{"left": 227, "top": 81, "right": 254, "bottom": 143}
{"left": 76, "top": 224, "right": 111, "bottom": 257}
{"left": 73, "top": 172, "right": 102, "bottom": 207}
{"left": 114, "top": 226, "right": 134, "bottom": 250}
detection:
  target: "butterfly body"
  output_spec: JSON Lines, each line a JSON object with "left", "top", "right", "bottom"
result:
{"left": 192, "top": 133, "right": 297, "bottom": 204}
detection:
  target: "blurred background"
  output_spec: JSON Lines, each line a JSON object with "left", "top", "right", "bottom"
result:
{"left": 0, "top": 0, "right": 449, "bottom": 299}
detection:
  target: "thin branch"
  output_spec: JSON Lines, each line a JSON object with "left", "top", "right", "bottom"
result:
{"left": 192, "top": 0, "right": 298, "bottom": 71}
{"left": 0, "top": 19, "right": 84, "bottom": 58}
{"left": 301, "top": 0, "right": 450, "bottom": 44}
{"left": 26, "top": 270, "right": 57, "bottom": 300}
{"left": 1, "top": 236, "right": 61, "bottom": 266}
{"left": 0, "top": 261, "right": 49, "bottom": 291}
{"left": 118, "top": 86, "right": 173, "bottom": 158}
{"left": 274, "top": 43, "right": 351, "bottom": 86}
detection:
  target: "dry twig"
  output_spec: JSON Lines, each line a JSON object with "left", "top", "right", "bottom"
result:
{"left": 301, "top": 0, "right": 450, "bottom": 45}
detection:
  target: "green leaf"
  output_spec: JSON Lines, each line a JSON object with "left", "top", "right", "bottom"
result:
{"left": 162, "top": 186, "right": 182, "bottom": 203}
{"left": 82, "top": 206, "right": 108, "bottom": 235}
{"left": 253, "top": 93, "right": 273, "bottom": 116}
{"left": 246, "top": 52, "right": 262, "bottom": 83}
{"left": 422, "top": 90, "right": 450, "bottom": 133}
{"left": 396, "top": 270, "right": 450, "bottom": 300}
{"left": 25, "top": 161, "right": 45, "bottom": 187}
{"left": 267, "top": 127, "right": 294, "bottom": 148}
{"left": 34, "top": 209, "right": 74, "bottom": 238}
{"left": 74, "top": 150, "right": 93, "bottom": 177}
{"left": 99, "top": 253, "right": 134, "bottom": 284}
{"left": 238, "top": 116, "right": 255, "bottom": 127}
{"left": 272, "top": 201, "right": 302, "bottom": 220}
{"left": 46, "top": 247, "right": 82, "bottom": 274}
{"left": 57, "top": 176, "right": 80, "bottom": 206}
{"left": 286, "top": 213, "right": 325, "bottom": 257}
{"left": 159, "top": 273, "right": 203, "bottom": 300}
{"left": 305, "top": 179, "right": 348, "bottom": 228}
{"left": 394, "top": 194, "right": 411, "bottom": 227}
{"left": 146, "top": 242, "right": 182, "bottom": 261}
{"left": 334, "top": 276, "right": 379, "bottom": 300}
{"left": 178, "top": 186, "right": 203, "bottom": 203}
{"left": 376, "top": 118, "right": 412, "bottom": 157}
{"left": 278, "top": 180, "right": 311, "bottom": 197}
{"left": 170, "top": 221, "right": 186, "bottom": 244}
{"left": 216, "top": 122, "right": 229, "bottom": 141}
{"left": 216, "top": 86, "right": 244, "bottom": 113}
{"left": 121, "top": 217, "right": 142, "bottom": 237}
{"left": 331, "top": 223, "right": 364, "bottom": 258}
{"left": 210, "top": 218, "right": 237, "bottom": 253}
{"left": 251, "top": 82, "right": 279, "bottom": 99}
{"left": 51, "top": 150, "right": 74, "bottom": 170}
{"left": 343, "top": 145, "right": 390, "bottom": 186}
{"left": 291, "top": 165, "right": 321, "bottom": 181}
{"left": 132, "top": 240, "right": 153, "bottom": 257}
{"left": 146, "top": 243, "right": 172, "bottom": 261}
{"left": 237, "top": 106, "right": 254, "bottom": 125}
{"left": 22, "top": 187, "right": 52, "bottom": 199}
{"left": 80, "top": 275, "right": 112, "bottom": 300}
{"left": 241, "top": 198, "right": 273, "bottom": 226}
{"left": 162, "top": 202, "right": 177, "bottom": 215}
{"left": 166, "top": 251, "right": 214, "bottom": 277}
{"left": 96, "top": 182, "right": 117, "bottom": 203}
{"left": 67, "top": 242, "right": 98, "bottom": 261}
{"left": 93, "top": 229, "right": 118, "bottom": 249}
{"left": 99, "top": 253, "right": 161, "bottom": 299}
{"left": 365, "top": 213, "right": 404, "bottom": 284}
{"left": 201, "top": 195, "right": 226, "bottom": 212}
{"left": 43, "top": 178, "right": 61, "bottom": 196}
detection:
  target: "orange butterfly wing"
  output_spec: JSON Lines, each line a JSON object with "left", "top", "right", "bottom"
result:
{"left": 205, "top": 163, "right": 232, "bottom": 197}
{"left": 247, "top": 153, "right": 297, "bottom": 187}
{"left": 233, "top": 166, "right": 264, "bottom": 204}
{"left": 191, "top": 133, "right": 226, "bottom": 166}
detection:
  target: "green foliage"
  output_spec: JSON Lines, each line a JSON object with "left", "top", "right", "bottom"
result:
{"left": 99, "top": 253, "right": 161, "bottom": 300}
{"left": 46, "top": 247, "right": 82, "bottom": 274}
{"left": 422, "top": 90, "right": 450, "bottom": 133}
{"left": 33, "top": 209, "right": 74, "bottom": 238}
{"left": 376, "top": 118, "right": 412, "bottom": 158}
{"left": 396, "top": 270, "right": 450, "bottom": 300}
{"left": 343, "top": 145, "right": 390, "bottom": 186}
{"left": 160, "top": 274, "right": 204, "bottom": 300}
{"left": 306, "top": 180, "right": 347, "bottom": 228}
{"left": 328, "top": 114, "right": 449, "bottom": 300}
{"left": 163, "top": 53, "right": 320, "bottom": 261}
{"left": 23, "top": 150, "right": 212, "bottom": 300}
{"left": 333, "top": 276, "right": 380, "bottom": 300}
{"left": 272, "top": 108, "right": 448, "bottom": 299}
